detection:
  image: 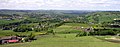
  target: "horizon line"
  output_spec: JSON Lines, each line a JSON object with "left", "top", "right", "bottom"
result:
{"left": 0, "top": 9, "right": 120, "bottom": 11}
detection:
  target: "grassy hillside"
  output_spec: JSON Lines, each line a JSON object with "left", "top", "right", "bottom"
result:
{"left": 1, "top": 23, "right": 120, "bottom": 47}
{"left": 86, "top": 11, "right": 120, "bottom": 23}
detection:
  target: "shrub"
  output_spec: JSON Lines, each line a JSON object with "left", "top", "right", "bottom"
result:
{"left": 28, "top": 33, "right": 36, "bottom": 40}
{"left": 13, "top": 27, "right": 32, "bottom": 32}
{"left": 47, "top": 30, "right": 55, "bottom": 35}
{"left": 76, "top": 31, "right": 89, "bottom": 37}
{"left": 90, "top": 29, "right": 117, "bottom": 36}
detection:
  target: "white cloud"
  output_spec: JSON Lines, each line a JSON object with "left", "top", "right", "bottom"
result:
{"left": 0, "top": 0, "right": 120, "bottom": 10}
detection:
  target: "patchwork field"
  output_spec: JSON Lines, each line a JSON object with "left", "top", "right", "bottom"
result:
{"left": 53, "top": 23, "right": 89, "bottom": 34}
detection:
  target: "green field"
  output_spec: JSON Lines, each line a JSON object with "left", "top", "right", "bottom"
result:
{"left": 1, "top": 23, "right": 120, "bottom": 47}
{"left": 64, "top": 23, "right": 90, "bottom": 27}
{"left": 53, "top": 23, "right": 81, "bottom": 34}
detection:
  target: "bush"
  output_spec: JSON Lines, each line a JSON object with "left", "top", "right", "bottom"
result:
{"left": 13, "top": 27, "right": 32, "bottom": 32}
{"left": 34, "top": 28, "right": 41, "bottom": 32}
{"left": 90, "top": 29, "right": 117, "bottom": 36}
{"left": 28, "top": 33, "right": 36, "bottom": 40}
{"left": 47, "top": 30, "right": 55, "bottom": 35}
{"left": 76, "top": 31, "right": 89, "bottom": 37}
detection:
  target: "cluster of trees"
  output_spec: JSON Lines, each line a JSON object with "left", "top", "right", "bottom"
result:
{"left": 76, "top": 29, "right": 119, "bottom": 37}
{"left": 76, "top": 31, "right": 89, "bottom": 37}
{"left": 0, "top": 19, "right": 33, "bottom": 30}
{"left": 34, "top": 21, "right": 64, "bottom": 32}
{"left": 89, "top": 30, "right": 117, "bottom": 36}
{"left": 13, "top": 21, "right": 64, "bottom": 32}
{"left": 47, "top": 30, "right": 55, "bottom": 35}
{"left": 16, "top": 33, "right": 36, "bottom": 42}
{"left": 13, "top": 25, "right": 33, "bottom": 32}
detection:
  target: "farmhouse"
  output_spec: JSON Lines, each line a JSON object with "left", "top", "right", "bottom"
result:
{"left": 0, "top": 36, "right": 21, "bottom": 44}
{"left": 84, "top": 27, "right": 93, "bottom": 32}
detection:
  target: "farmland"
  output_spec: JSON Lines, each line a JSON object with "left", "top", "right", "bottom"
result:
{"left": 1, "top": 23, "right": 120, "bottom": 47}
{"left": 0, "top": 10, "right": 120, "bottom": 47}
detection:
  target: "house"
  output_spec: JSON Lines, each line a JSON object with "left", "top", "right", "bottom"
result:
{"left": 109, "top": 18, "right": 120, "bottom": 28}
{"left": 0, "top": 36, "right": 21, "bottom": 44}
{"left": 109, "top": 24, "right": 120, "bottom": 28}
{"left": 83, "top": 27, "right": 94, "bottom": 32}
{"left": 114, "top": 18, "right": 120, "bottom": 22}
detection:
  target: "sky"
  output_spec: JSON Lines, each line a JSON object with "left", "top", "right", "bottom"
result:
{"left": 0, "top": 0, "right": 120, "bottom": 10}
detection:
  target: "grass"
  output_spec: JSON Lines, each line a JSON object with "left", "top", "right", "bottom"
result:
{"left": 53, "top": 23, "right": 80, "bottom": 34}
{"left": 1, "top": 23, "right": 120, "bottom": 47}
{"left": 53, "top": 23, "right": 92, "bottom": 34}
{"left": 64, "top": 23, "right": 90, "bottom": 27}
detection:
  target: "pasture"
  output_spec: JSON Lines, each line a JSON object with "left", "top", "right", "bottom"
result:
{"left": 53, "top": 23, "right": 90, "bottom": 34}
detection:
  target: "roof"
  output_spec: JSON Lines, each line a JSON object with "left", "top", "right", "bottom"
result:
{"left": 0, "top": 36, "right": 21, "bottom": 40}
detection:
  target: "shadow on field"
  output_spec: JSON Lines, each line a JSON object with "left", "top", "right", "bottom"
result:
{"left": 94, "top": 36, "right": 120, "bottom": 43}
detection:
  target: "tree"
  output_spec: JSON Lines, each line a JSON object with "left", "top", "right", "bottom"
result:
{"left": 47, "top": 30, "right": 55, "bottom": 35}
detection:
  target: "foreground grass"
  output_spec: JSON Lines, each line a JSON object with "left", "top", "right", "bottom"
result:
{"left": 1, "top": 34, "right": 120, "bottom": 47}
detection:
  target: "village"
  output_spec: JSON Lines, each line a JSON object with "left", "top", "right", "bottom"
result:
{"left": 0, "top": 14, "right": 23, "bottom": 20}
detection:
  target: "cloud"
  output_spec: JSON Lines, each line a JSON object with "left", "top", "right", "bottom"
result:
{"left": 0, "top": 0, "right": 120, "bottom": 10}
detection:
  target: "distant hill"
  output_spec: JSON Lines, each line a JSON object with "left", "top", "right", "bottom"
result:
{"left": 86, "top": 11, "right": 120, "bottom": 24}
{"left": 0, "top": 10, "right": 94, "bottom": 15}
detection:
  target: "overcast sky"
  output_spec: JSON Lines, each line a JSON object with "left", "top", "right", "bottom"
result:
{"left": 0, "top": 0, "right": 120, "bottom": 10}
